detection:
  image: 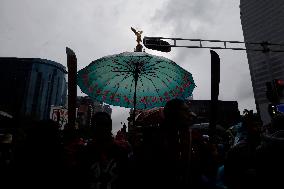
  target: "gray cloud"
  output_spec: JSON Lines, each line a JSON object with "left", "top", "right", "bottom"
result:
{"left": 154, "top": 3, "right": 214, "bottom": 33}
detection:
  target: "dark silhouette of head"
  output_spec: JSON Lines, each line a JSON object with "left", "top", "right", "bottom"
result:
{"left": 241, "top": 111, "right": 262, "bottom": 147}
{"left": 164, "top": 98, "right": 192, "bottom": 127}
{"left": 91, "top": 112, "right": 112, "bottom": 141}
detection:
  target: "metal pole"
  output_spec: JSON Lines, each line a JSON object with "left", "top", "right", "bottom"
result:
{"left": 209, "top": 50, "right": 220, "bottom": 142}
{"left": 133, "top": 68, "right": 139, "bottom": 127}
{"left": 133, "top": 42, "right": 142, "bottom": 127}
{"left": 66, "top": 47, "right": 77, "bottom": 129}
{"left": 187, "top": 128, "right": 193, "bottom": 188}
{"left": 143, "top": 36, "right": 284, "bottom": 53}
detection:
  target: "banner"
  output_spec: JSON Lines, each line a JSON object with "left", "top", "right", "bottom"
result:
{"left": 50, "top": 106, "right": 68, "bottom": 130}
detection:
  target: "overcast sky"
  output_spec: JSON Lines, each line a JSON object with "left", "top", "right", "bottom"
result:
{"left": 0, "top": 0, "right": 255, "bottom": 133}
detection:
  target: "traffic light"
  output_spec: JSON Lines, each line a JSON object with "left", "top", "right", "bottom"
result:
{"left": 273, "top": 79, "right": 284, "bottom": 99}
{"left": 143, "top": 37, "right": 171, "bottom": 52}
{"left": 268, "top": 104, "right": 277, "bottom": 117}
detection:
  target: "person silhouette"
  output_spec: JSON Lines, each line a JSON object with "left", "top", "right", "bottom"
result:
{"left": 80, "top": 112, "right": 131, "bottom": 189}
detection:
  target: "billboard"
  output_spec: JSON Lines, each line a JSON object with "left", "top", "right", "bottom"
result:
{"left": 50, "top": 106, "right": 68, "bottom": 130}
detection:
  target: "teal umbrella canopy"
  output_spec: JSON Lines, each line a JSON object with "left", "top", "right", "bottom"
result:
{"left": 77, "top": 52, "right": 195, "bottom": 110}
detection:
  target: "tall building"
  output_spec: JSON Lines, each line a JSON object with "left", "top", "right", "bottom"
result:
{"left": 0, "top": 57, "right": 67, "bottom": 120}
{"left": 240, "top": 0, "right": 284, "bottom": 124}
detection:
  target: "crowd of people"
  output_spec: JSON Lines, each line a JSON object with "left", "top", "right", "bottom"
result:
{"left": 1, "top": 98, "right": 284, "bottom": 189}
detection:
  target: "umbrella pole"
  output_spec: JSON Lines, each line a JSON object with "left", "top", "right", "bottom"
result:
{"left": 133, "top": 68, "right": 139, "bottom": 127}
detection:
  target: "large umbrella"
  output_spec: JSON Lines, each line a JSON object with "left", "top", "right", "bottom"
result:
{"left": 135, "top": 107, "right": 198, "bottom": 126}
{"left": 77, "top": 52, "right": 195, "bottom": 123}
{"left": 135, "top": 107, "right": 164, "bottom": 126}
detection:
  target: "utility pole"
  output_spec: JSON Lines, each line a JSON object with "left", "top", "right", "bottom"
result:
{"left": 209, "top": 50, "right": 220, "bottom": 142}
{"left": 66, "top": 47, "right": 77, "bottom": 129}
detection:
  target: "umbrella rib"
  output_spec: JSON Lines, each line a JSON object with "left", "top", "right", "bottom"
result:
{"left": 138, "top": 76, "right": 149, "bottom": 109}
{"left": 141, "top": 56, "right": 153, "bottom": 66}
{"left": 105, "top": 72, "right": 132, "bottom": 86}
{"left": 144, "top": 58, "right": 163, "bottom": 66}
{"left": 88, "top": 63, "right": 135, "bottom": 81}
{"left": 151, "top": 65, "right": 183, "bottom": 76}
{"left": 90, "top": 57, "right": 132, "bottom": 72}
{"left": 143, "top": 74, "right": 172, "bottom": 92}
{"left": 138, "top": 76, "right": 146, "bottom": 103}
{"left": 143, "top": 66, "right": 164, "bottom": 72}
{"left": 128, "top": 76, "right": 135, "bottom": 107}
{"left": 146, "top": 72, "right": 179, "bottom": 86}
{"left": 92, "top": 72, "right": 130, "bottom": 86}
{"left": 125, "top": 56, "right": 137, "bottom": 69}
{"left": 143, "top": 56, "right": 153, "bottom": 65}
{"left": 141, "top": 61, "right": 183, "bottom": 86}
{"left": 137, "top": 58, "right": 153, "bottom": 71}
{"left": 142, "top": 60, "right": 164, "bottom": 71}
{"left": 113, "top": 63, "right": 130, "bottom": 70}
{"left": 104, "top": 73, "right": 134, "bottom": 104}
{"left": 128, "top": 57, "right": 139, "bottom": 71}
{"left": 150, "top": 69, "right": 184, "bottom": 85}
{"left": 131, "top": 56, "right": 143, "bottom": 70}
{"left": 143, "top": 64, "right": 177, "bottom": 76}
{"left": 105, "top": 64, "right": 131, "bottom": 72}
{"left": 112, "top": 59, "right": 133, "bottom": 71}
{"left": 141, "top": 74, "right": 165, "bottom": 97}
{"left": 88, "top": 65, "right": 130, "bottom": 76}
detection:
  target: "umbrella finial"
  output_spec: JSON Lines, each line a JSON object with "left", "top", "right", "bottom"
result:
{"left": 131, "top": 27, "right": 143, "bottom": 52}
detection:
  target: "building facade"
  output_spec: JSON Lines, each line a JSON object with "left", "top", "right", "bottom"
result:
{"left": 0, "top": 58, "right": 67, "bottom": 120}
{"left": 188, "top": 100, "right": 240, "bottom": 127}
{"left": 240, "top": 0, "right": 284, "bottom": 124}
{"left": 76, "top": 96, "right": 113, "bottom": 128}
